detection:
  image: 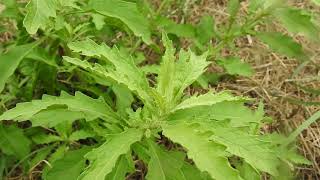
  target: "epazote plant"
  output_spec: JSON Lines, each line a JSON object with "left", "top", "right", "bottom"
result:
{"left": 0, "top": 34, "right": 309, "bottom": 180}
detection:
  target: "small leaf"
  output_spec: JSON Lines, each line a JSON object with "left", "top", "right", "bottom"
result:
{"left": 257, "top": 32, "right": 308, "bottom": 61}
{"left": 273, "top": 8, "right": 319, "bottom": 41}
{"left": 217, "top": 57, "right": 254, "bottom": 77}
{"left": 0, "top": 125, "right": 31, "bottom": 159}
{"left": 0, "top": 42, "right": 38, "bottom": 93}
{"left": 227, "top": 0, "right": 240, "bottom": 18}
{"left": 89, "top": 0, "right": 152, "bottom": 44}
{"left": 196, "top": 15, "right": 216, "bottom": 44}
{"left": 79, "top": 128, "right": 143, "bottom": 180}
{"left": 155, "top": 16, "right": 196, "bottom": 38}
{"left": 23, "top": 0, "right": 57, "bottom": 34}
{"left": 91, "top": 13, "right": 105, "bottom": 30}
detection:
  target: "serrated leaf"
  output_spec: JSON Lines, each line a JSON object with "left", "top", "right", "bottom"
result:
{"left": 23, "top": 0, "right": 57, "bottom": 34}
{"left": 217, "top": 57, "right": 254, "bottom": 77}
{"left": 45, "top": 147, "right": 91, "bottom": 180}
{"left": 0, "top": 91, "right": 118, "bottom": 123}
{"left": 156, "top": 35, "right": 210, "bottom": 108}
{"left": 162, "top": 123, "right": 242, "bottom": 180}
{"left": 170, "top": 101, "right": 264, "bottom": 127}
{"left": 0, "top": 125, "right": 31, "bottom": 159}
{"left": 0, "top": 42, "right": 38, "bottom": 93}
{"left": 89, "top": 0, "right": 151, "bottom": 44}
{"left": 257, "top": 32, "right": 308, "bottom": 61}
{"left": 31, "top": 109, "right": 88, "bottom": 128}
{"left": 274, "top": 8, "right": 319, "bottom": 41}
{"left": 65, "top": 41, "right": 153, "bottom": 105}
{"left": 67, "top": 39, "right": 107, "bottom": 57}
{"left": 173, "top": 91, "right": 247, "bottom": 111}
{"left": 79, "top": 128, "right": 143, "bottom": 180}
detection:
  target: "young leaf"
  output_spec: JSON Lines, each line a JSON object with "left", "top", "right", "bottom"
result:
{"left": 173, "top": 91, "right": 247, "bottom": 111}
{"left": 227, "top": 0, "right": 240, "bottom": 18}
{"left": 156, "top": 35, "right": 210, "bottom": 107}
{"left": 257, "top": 32, "right": 308, "bottom": 61}
{"left": 89, "top": 0, "right": 152, "bottom": 44}
{"left": 196, "top": 15, "right": 216, "bottom": 44}
{"left": 0, "top": 125, "right": 31, "bottom": 159}
{"left": 45, "top": 147, "right": 91, "bottom": 180}
{"left": 273, "top": 8, "right": 319, "bottom": 41}
{"left": 162, "top": 123, "right": 242, "bottom": 180}
{"left": 155, "top": 16, "right": 196, "bottom": 38}
{"left": 217, "top": 57, "right": 254, "bottom": 77}
{"left": 79, "top": 128, "right": 143, "bottom": 180}
{"left": 23, "top": 0, "right": 57, "bottom": 34}
{"left": 0, "top": 42, "right": 38, "bottom": 93}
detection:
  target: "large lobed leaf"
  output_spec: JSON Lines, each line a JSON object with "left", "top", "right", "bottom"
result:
{"left": 173, "top": 91, "right": 248, "bottom": 112}
{"left": 89, "top": 0, "right": 152, "bottom": 44}
{"left": 65, "top": 40, "right": 153, "bottom": 105}
{"left": 79, "top": 128, "right": 143, "bottom": 180}
{"left": 162, "top": 123, "right": 243, "bottom": 180}
{"left": 0, "top": 91, "right": 118, "bottom": 125}
{"left": 169, "top": 101, "right": 264, "bottom": 127}
{"left": 23, "top": 0, "right": 57, "bottom": 34}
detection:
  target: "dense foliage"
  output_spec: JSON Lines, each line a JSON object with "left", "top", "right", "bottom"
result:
{"left": 0, "top": 0, "right": 319, "bottom": 179}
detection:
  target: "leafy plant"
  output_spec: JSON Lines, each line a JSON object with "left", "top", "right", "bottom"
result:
{"left": 0, "top": 0, "right": 318, "bottom": 179}
{"left": 0, "top": 34, "right": 309, "bottom": 179}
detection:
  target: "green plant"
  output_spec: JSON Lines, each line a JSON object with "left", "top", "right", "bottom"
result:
{"left": 0, "top": 34, "right": 310, "bottom": 179}
{"left": 0, "top": 0, "right": 319, "bottom": 179}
